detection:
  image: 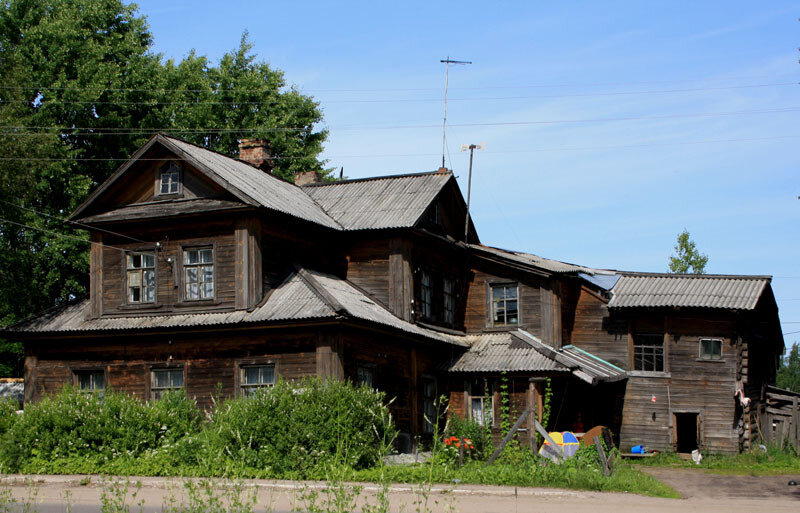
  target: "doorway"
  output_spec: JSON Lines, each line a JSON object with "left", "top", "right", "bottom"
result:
{"left": 674, "top": 412, "right": 699, "bottom": 453}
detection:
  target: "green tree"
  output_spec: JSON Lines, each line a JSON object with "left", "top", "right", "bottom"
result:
{"left": 668, "top": 229, "right": 708, "bottom": 274}
{"left": 0, "top": 1, "right": 327, "bottom": 375}
{"left": 777, "top": 343, "right": 800, "bottom": 393}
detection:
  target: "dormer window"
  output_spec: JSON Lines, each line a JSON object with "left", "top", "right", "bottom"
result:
{"left": 158, "top": 162, "right": 181, "bottom": 195}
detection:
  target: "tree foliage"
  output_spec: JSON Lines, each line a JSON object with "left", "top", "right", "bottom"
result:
{"left": 0, "top": 0, "right": 327, "bottom": 375}
{"left": 668, "top": 229, "right": 708, "bottom": 274}
{"left": 777, "top": 343, "right": 800, "bottom": 393}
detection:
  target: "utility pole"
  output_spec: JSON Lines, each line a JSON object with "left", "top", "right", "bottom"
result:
{"left": 440, "top": 57, "right": 471, "bottom": 169}
{"left": 461, "top": 142, "right": 484, "bottom": 241}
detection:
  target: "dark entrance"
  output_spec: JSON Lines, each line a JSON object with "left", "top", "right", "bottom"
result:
{"left": 674, "top": 412, "right": 699, "bottom": 453}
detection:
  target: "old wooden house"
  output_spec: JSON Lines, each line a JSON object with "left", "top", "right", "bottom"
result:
{"left": 4, "top": 134, "right": 784, "bottom": 454}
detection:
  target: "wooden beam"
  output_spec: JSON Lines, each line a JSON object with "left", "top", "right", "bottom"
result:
{"left": 594, "top": 436, "right": 611, "bottom": 476}
{"left": 488, "top": 408, "right": 531, "bottom": 464}
{"left": 534, "top": 418, "right": 564, "bottom": 461}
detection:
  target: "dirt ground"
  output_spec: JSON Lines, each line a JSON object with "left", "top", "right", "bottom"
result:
{"left": 5, "top": 470, "right": 800, "bottom": 513}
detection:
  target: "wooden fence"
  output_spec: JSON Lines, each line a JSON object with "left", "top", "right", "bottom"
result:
{"left": 759, "top": 385, "right": 800, "bottom": 449}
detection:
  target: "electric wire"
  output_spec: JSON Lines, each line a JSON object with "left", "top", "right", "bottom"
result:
{"left": 0, "top": 216, "right": 130, "bottom": 254}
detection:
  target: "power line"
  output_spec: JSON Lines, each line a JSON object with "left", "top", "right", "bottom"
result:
{"left": 0, "top": 73, "right": 794, "bottom": 93}
{"left": 3, "top": 82, "right": 793, "bottom": 106}
{"left": 0, "top": 216, "right": 129, "bottom": 254}
{"left": 1, "top": 106, "right": 798, "bottom": 136}
{"left": 0, "top": 134, "right": 795, "bottom": 162}
{"left": 0, "top": 200, "right": 147, "bottom": 244}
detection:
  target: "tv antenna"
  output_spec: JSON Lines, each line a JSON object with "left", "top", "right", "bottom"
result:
{"left": 440, "top": 57, "right": 472, "bottom": 169}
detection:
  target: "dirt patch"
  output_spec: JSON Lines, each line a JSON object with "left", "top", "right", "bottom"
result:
{"left": 641, "top": 467, "right": 800, "bottom": 501}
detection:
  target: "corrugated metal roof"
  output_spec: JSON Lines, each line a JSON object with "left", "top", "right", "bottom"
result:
{"left": 448, "top": 332, "right": 569, "bottom": 373}
{"left": 514, "top": 330, "right": 627, "bottom": 384}
{"left": 159, "top": 136, "right": 342, "bottom": 230}
{"left": 608, "top": 273, "right": 770, "bottom": 310}
{"left": 469, "top": 244, "right": 607, "bottom": 275}
{"left": 302, "top": 172, "right": 452, "bottom": 230}
{"left": 7, "top": 268, "right": 464, "bottom": 347}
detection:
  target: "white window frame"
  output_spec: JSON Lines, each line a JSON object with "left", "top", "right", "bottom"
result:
{"left": 183, "top": 247, "right": 214, "bottom": 300}
{"left": 74, "top": 370, "right": 105, "bottom": 394}
{"left": 157, "top": 161, "right": 181, "bottom": 196}
{"left": 126, "top": 251, "right": 156, "bottom": 304}
{"left": 699, "top": 338, "right": 723, "bottom": 360}
{"left": 490, "top": 282, "right": 519, "bottom": 327}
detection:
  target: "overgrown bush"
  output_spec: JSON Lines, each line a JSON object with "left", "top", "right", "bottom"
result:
{"left": 0, "top": 386, "right": 202, "bottom": 472}
{"left": 0, "top": 398, "right": 18, "bottom": 437}
{"left": 443, "top": 414, "right": 492, "bottom": 461}
{"left": 199, "top": 378, "right": 395, "bottom": 476}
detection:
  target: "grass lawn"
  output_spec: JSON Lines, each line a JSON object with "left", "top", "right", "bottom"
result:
{"left": 629, "top": 447, "right": 800, "bottom": 476}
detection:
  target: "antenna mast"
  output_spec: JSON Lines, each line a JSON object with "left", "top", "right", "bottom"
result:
{"left": 440, "top": 57, "right": 471, "bottom": 169}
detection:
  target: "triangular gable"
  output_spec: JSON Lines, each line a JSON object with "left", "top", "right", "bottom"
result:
{"left": 70, "top": 134, "right": 341, "bottom": 230}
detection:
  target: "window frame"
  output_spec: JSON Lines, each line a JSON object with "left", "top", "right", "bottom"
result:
{"left": 239, "top": 363, "right": 276, "bottom": 397}
{"left": 698, "top": 338, "right": 723, "bottom": 361}
{"left": 156, "top": 161, "right": 182, "bottom": 197}
{"left": 443, "top": 277, "right": 455, "bottom": 326}
{"left": 356, "top": 364, "right": 376, "bottom": 389}
{"left": 148, "top": 366, "right": 185, "bottom": 401}
{"left": 467, "top": 379, "right": 495, "bottom": 428}
{"left": 124, "top": 250, "right": 157, "bottom": 305}
{"left": 632, "top": 333, "right": 666, "bottom": 372}
{"left": 488, "top": 282, "right": 520, "bottom": 328}
{"left": 72, "top": 367, "right": 107, "bottom": 394}
{"left": 181, "top": 245, "right": 216, "bottom": 302}
{"left": 419, "top": 270, "right": 433, "bottom": 320}
{"left": 421, "top": 375, "right": 438, "bottom": 434}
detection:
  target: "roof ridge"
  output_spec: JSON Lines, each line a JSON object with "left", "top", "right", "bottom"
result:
{"left": 293, "top": 267, "right": 347, "bottom": 316}
{"left": 618, "top": 271, "right": 772, "bottom": 279}
{"left": 300, "top": 170, "right": 450, "bottom": 187}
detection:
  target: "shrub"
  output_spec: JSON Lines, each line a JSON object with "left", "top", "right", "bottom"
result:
{"left": 0, "top": 398, "right": 18, "bottom": 437}
{"left": 0, "top": 386, "right": 202, "bottom": 473}
{"left": 199, "top": 378, "right": 395, "bottom": 476}
{"left": 443, "top": 414, "right": 493, "bottom": 461}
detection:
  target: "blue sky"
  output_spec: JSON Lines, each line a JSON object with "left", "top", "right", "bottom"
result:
{"left": 135, "top": 1, "right": 800, "bottom": 345}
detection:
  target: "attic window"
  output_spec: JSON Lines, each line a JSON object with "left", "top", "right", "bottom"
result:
{"left": 158, "top": 162, "right": 181, "bottom": 195}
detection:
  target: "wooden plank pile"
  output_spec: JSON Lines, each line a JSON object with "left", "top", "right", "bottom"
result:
{"left": 760, "top": 386, "right": 800, "bottom": 449}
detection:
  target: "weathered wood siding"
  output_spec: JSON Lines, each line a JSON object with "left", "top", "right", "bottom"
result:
{"left": 571, "top": 286, "right": 629, "bottom": 369}
{"left": 25, "top": 330, "right": 319, "bottom": 410}
{"left": 100, "top": 219, "right": 238, "bottom": 316}
{"left": 345, "top": 238, "right": 392, "bottom": 308}
{"left": 464, "top": 265, "right": 542, "bottom": 336}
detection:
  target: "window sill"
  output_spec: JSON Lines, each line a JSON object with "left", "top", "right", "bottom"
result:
{"left": 695, "top": 358, "right": 725, "bottom": 363}
{"left": 628, "top": 371, "right": 671, "bottom": 378}
{"left": 118, "top": 303, "right": 163, "bottom": 311}
{"left": 483, "top": 325, "right": 523, "bottom": 332}
{"left": 174, "top": 299, "right": 220, "bottom": 308}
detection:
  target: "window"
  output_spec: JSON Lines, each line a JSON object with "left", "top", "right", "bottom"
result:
{"left": 357, "top": 366, "right": 375, "bottom": 388}
{"left": 699, "top": 338, "right": 722, "bottom": 360}
{"left": 420, "top": 271, "right": 432, "bottom": 319}
{"left": 633, "top": 334, "right": 665, "bottom": 372}
{"left": 183, "top": 247, "right": 214, "bottom": 300}
{"left": 158, "top": 162, "right": 181, "bottom": 195}
{"left": 150, "top": 368, "right": 183, "bottom": 400}
{"left": 126, "top": 252, "right": 156, "bottom": 303}
{"left": 422, "top": 377, "right": 437, "bottom": 434}
{"left": 240, "top": 364, "right": 275, "bottom": 397}
{"left": 469, "top": 380, "right": 493, "bottom": 427}
{"left": 443, "top": 278, "right": 455, "bottom": 325}
{"left": 75, "top": 370, "right": 105, "bottom": 393}
{"left": 491, "top": 283, "right": 518, "bottom": 327}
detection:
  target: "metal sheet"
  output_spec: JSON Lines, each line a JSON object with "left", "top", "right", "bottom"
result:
{"left": 608, "top": 273, "right": 770, "bottom": 310}
{"left": 303, "top": 172, "right": 452, "bottom": 230}
{"left": 448, "top": 332, "right": 569, "bottom": 373}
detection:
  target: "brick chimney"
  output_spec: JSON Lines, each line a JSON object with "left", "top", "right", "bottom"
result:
{"left": 238, "top": 138, "right": 274, "bottom": 172}
{"left": 294, "top": 170, "right": 324, "bottom": 186}
{"left": 436, "top": 166, "right": 449, "bottom": 174}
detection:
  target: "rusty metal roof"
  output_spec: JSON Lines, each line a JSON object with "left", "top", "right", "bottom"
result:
{"left": 447, "top": 332, "right": 569, "bottom": 373}
{"left": 7, "top": 268, "right": 464, "bottom": 347}
{"left": 302, "top": 172, "right": 452, "bottom": 230}
{"left": 608, "top": 273, "right": 771, "bottom": 310}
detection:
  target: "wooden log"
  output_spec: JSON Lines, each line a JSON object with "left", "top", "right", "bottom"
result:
{"left": 533, "top": 418, "right": 564, "bottom": 461}
{"left": 488, "top": 408, "right": 532, "bottom": 464}
{"left": 594, "top": 436, "right": 611, "bottom": 476}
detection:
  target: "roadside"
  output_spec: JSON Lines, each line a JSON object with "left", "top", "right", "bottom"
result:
{"left": 3, "top": 473, "right": 800, "bottom": 513}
